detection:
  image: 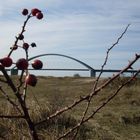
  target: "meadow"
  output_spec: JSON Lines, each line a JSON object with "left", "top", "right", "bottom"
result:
{"left": 0, "top": 75, "right": 140, "bottom": 140}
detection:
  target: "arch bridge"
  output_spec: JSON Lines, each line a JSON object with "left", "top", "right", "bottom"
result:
{"left": 11, "top": 53, "right": 96, "bottom": 77}
{"left": 10, "top": 53, "right": 138, "bottom": 77}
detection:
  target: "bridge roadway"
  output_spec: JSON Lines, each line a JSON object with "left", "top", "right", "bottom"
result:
{"left": 6, "top": 68, "right": 138, "bottom": 77}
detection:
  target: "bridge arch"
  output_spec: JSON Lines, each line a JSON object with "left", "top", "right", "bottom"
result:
{"left": 12, "top": 53, "right": 96, "bottom": 77}
{"left": 29, "top": 54, "right": 95, "bottom": 77}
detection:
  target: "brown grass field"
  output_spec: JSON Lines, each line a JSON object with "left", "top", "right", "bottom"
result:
{"left": 0, "top": 75, "right": 140, "bottom": 140}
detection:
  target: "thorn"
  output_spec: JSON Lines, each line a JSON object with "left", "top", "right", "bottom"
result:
{"left": 135, "top": 53, "right": 140, "bottom": 58}
{"left": 80, "top": 96, "right": 84, "bottom": 100}
{"left": 129, "top": 66, "right": 133, "bottom": 70}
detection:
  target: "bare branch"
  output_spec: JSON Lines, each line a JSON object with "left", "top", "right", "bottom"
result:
{"left": 0, "top": 64, "right": 39, "bottom": 140}
{"left": 92, "top": 24, "right": 130, "bottom": 92}
{"left": 57, "top": 69, "right": 140, "bottom": 140}
{"left": 71, "top": 24, "right": 130, "bottom": 139}
{"left": 8, "top": 14, "right": 32, "bottom": 57}
{"left": 35, "top": 53, "right": 140, "bottom": 127}
{"left": 22, "top": 49, "right": 29, "bottom": 102}
{"left": 0, "top": 65, "right": 17, "bottom": 93}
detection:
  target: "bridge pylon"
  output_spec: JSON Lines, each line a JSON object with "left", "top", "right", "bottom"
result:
{"left": 90, "top": 69, "right": 96, "bottom": 77}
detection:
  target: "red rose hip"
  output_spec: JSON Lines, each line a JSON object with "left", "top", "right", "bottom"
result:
{"left": 32, "top": 59, "right": 43, "bottom": 69}
{"left": 31, "top": 8, "right": 41, "bottom": 16}
{"left": 36, "top": 12, "right": 43, "bottom": 19}
{"left": 0, "top": 57, "right": 13, "bottom": 67}
{"left": 25, "top": 74, "right": 37, "bottom": 86}
{"left": 23, "top": 43, "right": 29, "bottom": 50}
{"left": 16, "top": 58, "right": 28, "bottom": 70}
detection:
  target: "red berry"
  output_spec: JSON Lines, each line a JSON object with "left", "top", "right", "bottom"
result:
{"left": 0, "top": 57, "right": 13, "bottom": 67}
{"left": 18, "top": 34, "right": 24, "bottom": 40}
{"left": 36, "top": 12, "right": 43, "bottom": 20}
{"left": 31, "top": 8, "right": 41, "bottom": 16}
{"left": 23, "top": 43, "right": 29, "bottom": 50}
{"left": 22, "top": 9, "right": 28, "bottom": 16}
{"left": 32, "top": 59, "right": 43, "bottom": 69}
{"left": 16, "top": 58, "right": 28, "bottom": 70}
{"left": 25, "top": 74, "right": 37, "bottom": 87}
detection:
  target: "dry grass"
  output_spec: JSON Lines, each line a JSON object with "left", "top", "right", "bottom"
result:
{"left": 0, "top": 76, "right": 140, "bottom": 139}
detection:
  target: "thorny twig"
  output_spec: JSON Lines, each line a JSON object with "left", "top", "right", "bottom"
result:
{"left": 57, "top": 69, "right": 140, "bottom": 140}
{"left": 93, "top": 24, "right": 130, "bottom": 91}
{"left": 35, "top": 53, "right": 140, "bottom": 127}
{"left": 72, "top": 24, "right": 130, "bottom": 139}
{"left": 22, "top": 49, "right": 29, "bottom": 102}
{"left": 8, "top": 13, "right": 32, "bottom": 57}
{"left": 0, "top": 12, "right": 39, "bottom": 139}
{"left": 0, "top": 65, "right": 39, "bottom": 139}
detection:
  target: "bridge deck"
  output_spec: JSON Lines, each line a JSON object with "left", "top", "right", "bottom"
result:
{"left": 6, "top": 68, "right": 138, "bottom": 73}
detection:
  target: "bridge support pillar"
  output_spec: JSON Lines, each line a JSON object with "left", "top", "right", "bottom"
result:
{"left": 90, "top": 70, "right": 96, "bottom": 77}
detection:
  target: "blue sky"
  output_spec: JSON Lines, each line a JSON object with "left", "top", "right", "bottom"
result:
{"left": 0, "top": 0, "right": 140, "bottom": 76}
